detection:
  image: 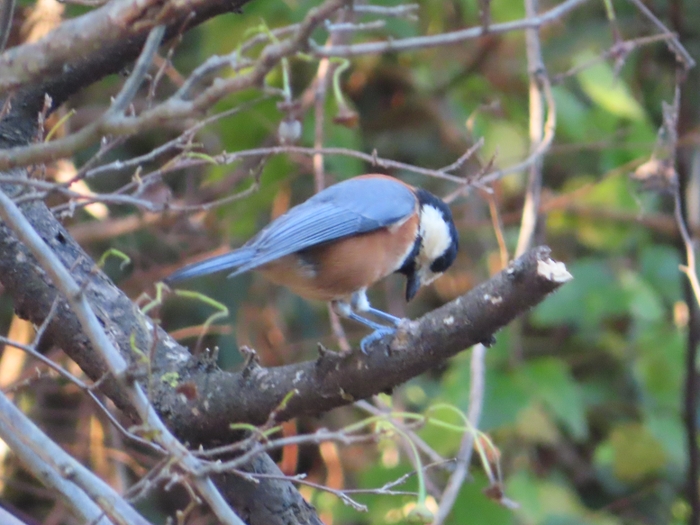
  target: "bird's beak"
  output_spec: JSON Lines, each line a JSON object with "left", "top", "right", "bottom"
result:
{"left": 406, "top": 273, "right": 421, "bottom": 302}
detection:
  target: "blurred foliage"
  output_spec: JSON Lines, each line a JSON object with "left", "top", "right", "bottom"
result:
{"left": 109, "top": 0, "right": 699, "bottom": 523}
{"left": 2, "top": 0, "right": 700, "bottom": 524}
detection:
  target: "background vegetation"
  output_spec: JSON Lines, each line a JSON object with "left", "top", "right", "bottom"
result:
{"left": 0, "top": 0, "right": 698, "bottom": 524}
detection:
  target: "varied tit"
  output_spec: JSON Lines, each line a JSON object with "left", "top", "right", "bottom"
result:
{"left": 165, "top": 174, "right": 459, "bottom": 353}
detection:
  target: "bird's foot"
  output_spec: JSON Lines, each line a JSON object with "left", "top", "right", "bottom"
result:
{"left": 360, "top": 326, "right": 397, "bottom": 354}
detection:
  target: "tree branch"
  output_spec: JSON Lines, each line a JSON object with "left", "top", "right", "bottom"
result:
{"left": 155, "top": 246, "right": 571, "bottom": 442}
{"left": 0, "top": 0, "right": 250, "bottom": 95}
{"left": 0, "top": 389, "right": 149, "bottom": 525}
{"left": 0, "top": 174, "right": 570, "bottom": 445}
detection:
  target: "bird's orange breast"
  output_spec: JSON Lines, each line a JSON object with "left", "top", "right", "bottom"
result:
{"left": 257, "top": 212, "right": 420, "bottom": 302}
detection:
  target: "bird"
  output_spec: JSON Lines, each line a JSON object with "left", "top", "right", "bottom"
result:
{"left": 165, "top": 174, "right": 459, "bottom": 353}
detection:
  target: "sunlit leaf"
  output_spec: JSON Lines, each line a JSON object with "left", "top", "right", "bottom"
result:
{"left": 575, "top": 50, "right": 646, "bottom": 121}
{"left": 598, "top": 422, "right": 667, "bottom": 483}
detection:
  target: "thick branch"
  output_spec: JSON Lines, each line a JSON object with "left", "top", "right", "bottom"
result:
{"left": 0, "top": 0, "right": 250, "bottom": 96}
{"left": 154, "top": 246, "right": 570, "bottom": 443}
{"left": 0, "top": 183, "right": 323, "bottom": 523}
{"left": 0, "top": 0, "right": 254, "bottom": 153}
{"left": 0, "top": 176, "right": 570, "bottom": 441}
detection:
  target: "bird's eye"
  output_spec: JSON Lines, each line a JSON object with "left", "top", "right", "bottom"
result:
{"left": 430, "top": 254, "right": 451, "bottom": 273}
{"left": 430, "top": 242, "right": 457, "bottom": 273}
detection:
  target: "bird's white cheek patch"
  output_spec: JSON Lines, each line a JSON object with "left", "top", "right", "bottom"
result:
{"left": 419, "top": 204, "right": 452, "bottom": 263}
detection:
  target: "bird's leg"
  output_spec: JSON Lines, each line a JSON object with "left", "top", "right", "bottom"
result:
{"left": 346, "top": 311, "right": 392, "bottom": 333}
{"left": 331, "top": 299, "right": 387, "bottom": 331}
{"left": 350, "top": 290, "right": 402, "bottom": 326}
{"left": 364, "top": 307, "right": 402, "bottom": 326}
{"left": 331, "top": 292, "right": 399, "bottom": 354}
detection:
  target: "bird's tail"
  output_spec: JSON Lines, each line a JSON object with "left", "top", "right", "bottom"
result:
{"left": 164, "top": 247, "right": 256, "bottom": 284}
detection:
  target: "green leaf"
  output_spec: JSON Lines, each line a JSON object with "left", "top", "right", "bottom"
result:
{"left": 509, "top": 470, "right": 621, "bottom": 525}
{"left": 519, "top": 358, "right": 588, "bottom": 440}
{"left": 619, "top": 270, "right": 665, "bottom": 322}
{"left": 598, "top": 422, "right": 667, "bottom": 483}
{"left": 515, "top": 403, "right": 560, "bottom": 444}
{"left": 551, "top": 86, "right": 590, "bottom": 141}
{"left": 640, "top": 245, "right": 683, "bottom": 304}
{"left": 443, "top": 471, "right": 513, "bottom": 525}
{"left": 634, "top": 324, "right": 684, "bottom": 411}
{"left": 644, "top": 412, "right": 685, "bottom": 471}
{"left": 480, "top": 368, "right": 531, "bottom": 431}
{"left": 575, "top": 50, "right": 646, "bottom": 121}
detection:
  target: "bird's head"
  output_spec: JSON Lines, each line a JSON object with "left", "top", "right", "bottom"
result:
{"left": 403, "top": 189, "right": 459, "bottom": 301}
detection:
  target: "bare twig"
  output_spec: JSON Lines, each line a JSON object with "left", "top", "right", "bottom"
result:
{"left": 626, "top": 0, "right": 695, "bottom": 69}
{"left": 431, "top": 344, "right": 486, "bottom": 525}
{"left": 6, "top": 142, "right": 486, "bottom": 216}
{"left": 0, "top": 334, "right": 164, "bottom": 453}
{"left": 0, "top": 389, "right": 150, "bottom": 525}
{"left": 247, "top": 472, "right": 369, "bottom": 511}
{"left": 0, "top": 0, "right": 15, "bottom": 52}
{"left": 0, "top": 0, "right": 351, "bottom": 171}
{"left": 82, "top": 98, "right": 267, "bottom": 181}
{"left": 552, "top": 33, "right": 683, "bottom": 84}
{"left": 0, "top": 188, "right": 245, "bottom": 525}
{"left": 515, "top": 0, "right": 550, "bottom": 257}
{"left": 108, "top": 25, "right": 166, "bottom": 116}
{"left": 349, "top": 4, "right": 418, "bottom": 17}
{"left": 313, "top": 0, "right": 589, "bottom": 57}
{"left": 244, "top": 462, "right": 449, "bottom": 511}
{"left": 675, "top": 177, "right": 700, "bottom": 302}
{"left": 665, "top": 77, "right": 700, "bottom": 525}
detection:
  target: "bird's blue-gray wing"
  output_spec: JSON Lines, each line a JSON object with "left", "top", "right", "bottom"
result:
{"left": 228, "top": 177, "right": 417, "bottom": 276}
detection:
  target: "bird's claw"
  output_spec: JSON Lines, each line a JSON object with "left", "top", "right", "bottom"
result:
{"left": 360, "top": 326, "right": 396, "bottom": 354}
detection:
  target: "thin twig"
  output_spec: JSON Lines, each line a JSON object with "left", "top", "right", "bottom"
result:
{"left": 484, "top": 190, "right": 509, "bottom": 268}
{"left": 626, "top": 0, "right": 695, "bottom": 69}
{"left": 0, "top": 335, "right": 164, "bottom": 453}
{"left": 349, "top": 4, "right": 418, "bottom": 17}
{"left": 14, "top": 143, "right": 483, "bottom": 216}
{"left": 515, "top": 0, "right": 550, "bottom": 259}
{"left": 247, "top": 472, "right": 369, "bottom": 511}
{"left": 0, "top": 188, "right": 245, "bottom": 524}
{"left": 667, "top": 75, "right": 700, "bottom": 525}
{"left": 82, "top": 98, "right": 268, "bottom": 181}
{"left": 0, "top": 390, "right": 150, "bottom": 525}
{"left": 668, "top": 83, "right": 700, "bottom": 305}
{"left": 108, "top": 25, "right": 166, "bottom": 116}
{"left": 0, "top": 0, "right": 15, "bottom": 52}
{"left": 355, "top": 399, "right": 447, "bottom": 468}
{"left": 552, "top": 33, "right": 682, "bottom": 84}
{"left": 0, "top": 0, "right": 351, "bottom": 172}
{"left": 431, "top": 344, "right": 486, "bottom": 525}
{"left": 313, "top": 0, "right": 589, "bottom": 57}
